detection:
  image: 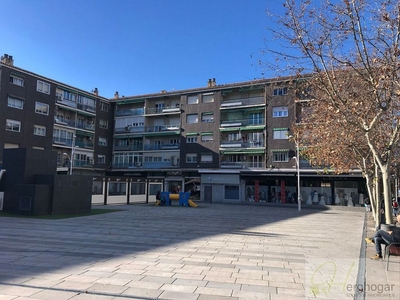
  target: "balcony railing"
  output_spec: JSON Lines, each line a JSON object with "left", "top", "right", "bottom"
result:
{"left": 75, "top": 141, "right": 94, "bottom": 149}
{"left": 220, "top": 97, "right": 264, "bottom": 108}
{"left": 220, "top": 118, "right": 265, "bottom": 127}
{"left": 220, "top": 140, "right": 265, "bottom": 148}
{"left": 74, "top": 159, "right": 94, "bottom": 167}
{"left": 115, "top": 124, "right": 180, "bottom": 134}
{"left": 220, "top": 161, "right": 266, "bottom": 169}
{"left": 145, "top": 105, "right": 181, "bottom": 115}
{"left": 144, "top": 143, "right": 180, "bottom": 150}
{"left": 53, "top": 137, "right": 73, "bottom": 146}
{"left": 112, "top": 161, "right": 178, "bottom": 169}
{"left": 55, "top": 118, "right": 75, "bottom": 127}
{"left": 76, "top": 122, "right": 95, "bottom": 131}
{"left": 115, "top": 108, "right": 145, "bottom": 117}
{"left": 113, "top": 145, "right": 144, "bottom": 151}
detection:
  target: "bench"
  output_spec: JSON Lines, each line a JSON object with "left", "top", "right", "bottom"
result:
{"left": 384, "top": 242, "right": 400, "bottom": 270}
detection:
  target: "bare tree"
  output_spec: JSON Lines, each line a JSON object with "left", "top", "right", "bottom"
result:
{"left": 266, "top": 0, "right": 400, "bottom": 224}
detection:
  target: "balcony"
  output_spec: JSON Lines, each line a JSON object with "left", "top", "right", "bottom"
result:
{"left": 113, "top": 145, "right": 143, "bottom": 151}
{"left": 220, "top": 97, "right": 264, "bottom": 109}
{"left": 56, "top": 96, "right": 77, "bottom": 108}
{"left": 220, "top": 161, "right": 266, "bottom": 169}
{"left": 55, "top": 118, "right": 75, "bottom": 127}
{"left": 112, "top": 161, "right": 178, "bottom": 169}
{"left": 115, "top": 108, "right": 145, "bottom": 117}
{"left": 220, "top": 118, "right": 265, "bottom": 128}
{"left": 74, "top": 159, "right": 94, "bottom": 168}
{"left": 76, "top": 122, "right": 95, "bottom": 131}
{"left": 143, "top": 143, "right": 180, "bottom": 151}
{"left": 53, "top": 137, "right": 73, "bottom": 146}
{"left": 114, "top": 124, "right": 180, "bottom": 135}
{"left": 145, "top": 105, "right": 181, "bottom": 115}
{"left": 75, "top": 141, "right": 94, "bottom": 149}
{"left": 220, "top": 140, "right": 265, "bottom": 149}
{"left": 77, "top": 103, "right": 96, "bottom": 113}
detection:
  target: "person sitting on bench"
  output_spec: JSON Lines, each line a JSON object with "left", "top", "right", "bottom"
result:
{"left": 365, "top": 215, "right": 400, "bottom": 260}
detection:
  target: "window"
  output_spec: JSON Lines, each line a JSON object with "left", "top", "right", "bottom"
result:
{"left": 100, "top": 101, "right": 109, "bottom": 112}
{"left": 272, "top": 150, "right": 289, "bottom": 162}
{"left": 187, "top": 95, "right": 198, "bottom": 105}
{"left": 35, "top": 102, "right": 49, "bottom": 115}
{"left": 201, "top": 133, "right": 213, "bottom": 142}
{"left": 273, "top": 128, "right": 289, "bottom": 139}
{"left": 37, "top": 80, "right": 50, "bottom": 94}
{"left": 272, "top": 106, "right": 288, "bottom": 117}
{"left": 98, "top": 155, "right": 106, "bottom": 164}
{"left": 186, "top": 153, "right": 197, "bottom": 163}
{"left": 63, "top": 90, "right": 76, "bottom": 101}
{"left": 201, "top": 153, "right": 213, "bottom": 163}
{"left": 202, "top": 93, "right": 214, "bottom": 103}
{"left": 187, "top": 136, "right": 198, "bottom": 143}
{"left": 98, "top": 137, "right": 107, "bottom": 146}
{"left": 10, "top": 75, "right": 24, "bottom": 86}
{"left": 273, "top": 87, "right": 288, "bottom": 96}
{"left": 7, "top": 96, "right": 24, "bottom": 109}
{"left": 186, "top": 114, "right": 198, "bottom": 124}
{"left": 34, "top": 125, "right": 46, "bottom": 136}
{"left": 6, "top": 119, "right": 21, "bottom": 132}
{"left": 201, "top": 112, "right": 214, "bottom": 123}
{"left": 99, "top": 119, "right": 108, "bottom": 129}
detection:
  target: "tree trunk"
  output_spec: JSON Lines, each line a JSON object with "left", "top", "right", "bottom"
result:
{"left": 381, "top": 168, "right": 394, "bottom": 224}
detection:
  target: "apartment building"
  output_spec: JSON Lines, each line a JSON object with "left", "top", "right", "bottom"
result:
{"left": 0, "top": 54, "right": 113, "bottom": 179}
{"left": 0, "top": 54, "right": 366, "bottom": 204}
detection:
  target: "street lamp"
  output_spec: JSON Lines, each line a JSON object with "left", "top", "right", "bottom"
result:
{"left": 63, "top": 135, "right": 78, "bottom": 175}
{"left": 290, "top": 136, "right": 301, "bottom": 212}
{"left": 292, "top": 155, "right": 301, "bottom": 212}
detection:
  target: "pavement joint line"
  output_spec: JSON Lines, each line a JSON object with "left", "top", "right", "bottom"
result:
{"left": 0, "top": 281, "right": 167, "bottom": 300}
{"left": 353, "top": 212, "right": 367, "bottom": 300}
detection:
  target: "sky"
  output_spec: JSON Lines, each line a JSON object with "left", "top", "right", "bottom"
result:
{"left": 1, "top": 0, "right": 284, "bottom": 98}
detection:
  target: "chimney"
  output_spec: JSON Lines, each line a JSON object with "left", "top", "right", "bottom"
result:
{"left": 1, "top": 54, "right": 14, "bottom": 66}
{"left": 114, "top": 91, "right": 119, "bottom": 99}
{"left": 93, "top": 88, "right": 98, "bottom": 96}
{"left": 212, "top": 78, "right": 216, "bottom": 87}
{"left": 207, "top": 79, "right": 212, "bottom": 87}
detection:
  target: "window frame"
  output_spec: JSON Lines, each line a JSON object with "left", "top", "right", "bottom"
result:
{"left": 273, "top": 128, "right": 289, "bottom": 139}
{"left": 37, "top": 80, "right": 50, "bottom": 94}
{"left": 186, "top": 153, "right": 197, "bottom": 163}
{"left": 10, "top": 75, "right": 25, "bottom": 87}
{"left": 7, "top": 96, "right": 24, "bottom": 109}
{"left": 35, "top": 102, "right": 50, "bottom": 115}
{"left": 186, "top": 113, "right": 198, "bottom": 124}
{"left": 272, "top": 106, "right": 288, "bottom": 118}
{"left": 272, "top": 151, "right": 289, "bottom": 162}
{"left": 187, "top": 95, "right": 199, "bottom": 105}
{"left": 6, "top": 119, "right": 21, "bottom": 132}
{"left": 34, "top": 124, "right": 46, "bottom": 136}
{"left": 201, "top": 112, "right": 214, "bottom": 123}
{"left": 200, "top": 153, "right": 213, "bottom": 163}
{"left": 98, "top": 137, "right": 107, "bottom": 146}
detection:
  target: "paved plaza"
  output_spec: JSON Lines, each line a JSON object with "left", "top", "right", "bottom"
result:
{"left": 0, "top": 202, "right": 398, "bottom": 300}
